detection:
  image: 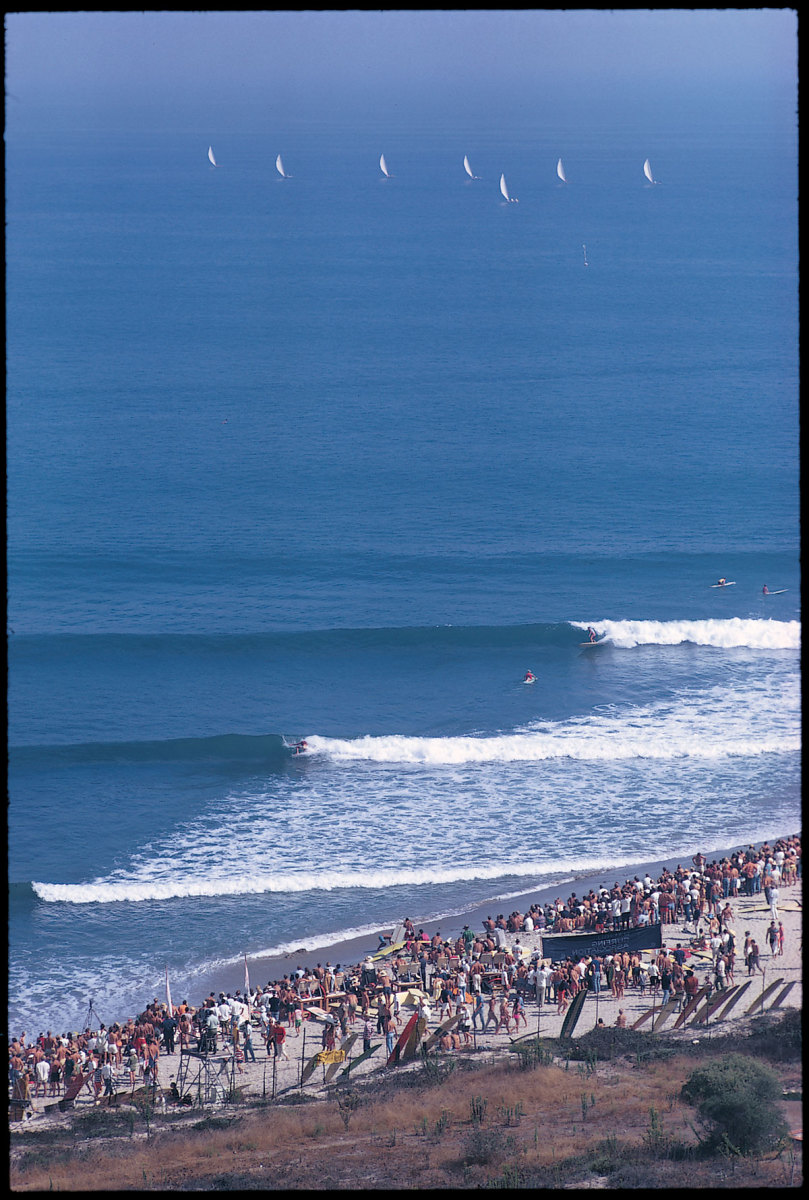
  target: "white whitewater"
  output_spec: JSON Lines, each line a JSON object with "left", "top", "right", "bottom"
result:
{"left": 500, "top": 173, "right": 517, "bottom": 202}
{"left": 557, "top": 157, "right": 567, "bottom": 182}
{"left": 643, "top": 157, "right": 656, "bottom": 184}
{"left": 276, "top": 154, "right": 289, "bottom": 178}
{"left": 379, "top": 153, "right": 391, "bottom": 178}
{"left": 463, "top": 154, "right": 479, "bottom": 180}
{"left": 207, "top": 146, "right": 217, "bottom": 167}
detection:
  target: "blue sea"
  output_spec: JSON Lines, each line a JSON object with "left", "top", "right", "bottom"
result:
{"left": 6, "top": 106, "right": 799, "bottom": 1036}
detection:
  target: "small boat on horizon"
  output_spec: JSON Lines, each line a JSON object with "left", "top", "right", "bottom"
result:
{"left": 380, "top": 153, "right": 392, "bottom": 178}
{"left": 463, "top": 154, "right": 479, "bottom": 180}
{"left": 276, "top": 154, "right": 290, "bottom": 178}
{"left": 557, "top": 157, "right": 567, "bottom": 183}
{"left": 500, "top": 173, "right": 518, "bottom": 203}
{"left": 643, "top": 157, "right": 658, "bottom": 184}
{"left": 207, "top": 146, "right": 217, "bottom": 167}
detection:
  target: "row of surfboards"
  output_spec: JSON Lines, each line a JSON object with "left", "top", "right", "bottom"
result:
{"left": 299, "top": 1009, "right": 462, "bottom": 1084}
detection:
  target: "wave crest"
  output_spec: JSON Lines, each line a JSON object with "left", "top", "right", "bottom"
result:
{"left": 572, "top": 617, "right": 800, "bottom": 650}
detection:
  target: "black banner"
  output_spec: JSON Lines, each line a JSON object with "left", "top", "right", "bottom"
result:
{"left": 540, "top": 923, "right": 663, "bottom": 962}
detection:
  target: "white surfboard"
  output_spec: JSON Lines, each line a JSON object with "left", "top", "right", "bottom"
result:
{"left": 710, "top": 581, "right": 736, "bottom": 588}
{"left": 763, "top": 589, "right": 788, "bottom": 595}
{"left": 522, "top": 676, "right": 536, "bottom": 684}
{"left": 579, "top": 641, "right": 605, "bottom": 647}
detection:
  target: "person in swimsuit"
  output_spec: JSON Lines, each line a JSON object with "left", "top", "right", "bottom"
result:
{"left": 587, "top": 627, "right": 597, "bottom": 643}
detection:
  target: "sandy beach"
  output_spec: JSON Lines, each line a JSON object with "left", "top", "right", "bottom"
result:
{"left": 12, "top": 838, "right": 801, "bottom": 1123}
{"left": 190, "top": 837, "right": 801, "bottom": 1004}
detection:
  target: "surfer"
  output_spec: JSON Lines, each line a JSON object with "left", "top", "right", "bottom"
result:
{"left": 523, "top": 670, "right": 536, "bottom": 683}
{"left": 762, "top": 585, "right": 769, "bottom": 595}
{"left": 587, "top": 627, "right": 597, "bottom": 643}
{"left": 716, "top": 578, "right": 727, "bottom": 587}
{"left": 293, "top": 740, "right": 308, "bottom": 755}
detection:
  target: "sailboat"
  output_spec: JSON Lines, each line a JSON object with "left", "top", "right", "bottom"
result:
{"left": 582, "top": 243, "right": 589, "bottom": 267}
{"left": 379, "top": 154, "right": 392, "bottom": 178}
{"left": 463, "top": 154, "right": 479, "bottom": 180}
{"left": 557, "top": 157, "right": 567, "bottom": 183}
{"left": 643, "top": 158, "right": 657, "bottom": 184}
{"left": 499, "top": 173, "right": 518, "bottom": 203}
{"left": 276, "top": 154, "right": 290, "bottom": 178}
{"left": 207, "top": 146, "right": 217, "bottom": 167}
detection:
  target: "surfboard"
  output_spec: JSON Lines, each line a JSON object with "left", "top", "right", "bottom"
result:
{"left": 522, "top": 676, "right": 536, "bottom": 684}
{"left": 387, "top": 1012, "right": 419, "bottom": 1066}
{"left": 419, "top": 1012, "right": 462, "bottom": 1054}
{"left": 710, "top": 582, "right": 736, "bottom": 588}
{"left": 559, "top": 983, "right": 588, "bottom": 1039}
{"left": 399, "top": 1016, "right": 428, "bottom": 1063}
{"left": 324, "top": 1034, "right": 357, "bottom": 1082}
{"left": 339, "top": 1041, "right": 382, "bottom": 1077}
{"left": 763, "top": 589, "right": 788, "bottom": 595}
{"left": 579, "top": 641, "right": 605, "bottom": 647}
{"left": 300, "top": 1045, "right": 325, "bottom": 1085}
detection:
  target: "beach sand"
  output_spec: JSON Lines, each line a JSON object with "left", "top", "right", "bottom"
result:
{"left": 15, "top": 841, "right": 801, "bottom": 1120}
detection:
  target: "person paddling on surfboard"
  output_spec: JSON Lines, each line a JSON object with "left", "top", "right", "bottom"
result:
{"left": 762, "top": 585, "right": 769, "bottom": 595}
{"left": 716, "top": 578, "right": 727, "bottom": 587}
{"left": 523, "top": 670, "right": 536, "bottom": 683}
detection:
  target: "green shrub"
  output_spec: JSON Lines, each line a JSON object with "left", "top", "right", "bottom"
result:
{"left": 680, "top": 1053, "right": 788, "bottom": 1155}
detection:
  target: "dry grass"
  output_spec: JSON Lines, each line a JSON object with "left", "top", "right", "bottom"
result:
{"left": 10, "top": 1031, "right": 803, "bottom": 1191}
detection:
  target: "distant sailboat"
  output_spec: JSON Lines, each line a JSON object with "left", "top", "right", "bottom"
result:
{"left": 582, "top": 243, "right": 589, "bottom": 267}
{"left": 207, "top": 146, "right": 217, "bottom": 167}
{"left": 379, "top": 154, "right": 391, "bottom": 178}
{"left": 643, "top": 158, "right": 657, "bottom": 184}
{"left": 463, "top": 154, "right": 479, "bottom": 180}
{"left": 557, "top": 157, "right": 567, "bottom": 183}
{"left": 276, "top": 154, "right": 290, "bottom": 178}
{"left": 500, "top": 173, "right": 518, "bottom": 203}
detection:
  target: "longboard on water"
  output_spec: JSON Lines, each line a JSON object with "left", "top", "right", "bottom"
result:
{"left": 579, "top": 641, "right": 606, "bottom": 647}
{"left": 763, "top": 589, "right": 788, "bottom": 595}
{"left": 710, "top": 582, "right": 736, "bottom": 588}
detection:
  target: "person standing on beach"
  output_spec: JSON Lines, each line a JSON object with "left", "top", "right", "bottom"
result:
{"left": 748, "top": 940, "right": 764, "bottom": 976}
{"left": 777, "top": 921, "right": 785, "bottom": 956}
{"left": 766, "top": 921, "right": 778, "bottom": 955}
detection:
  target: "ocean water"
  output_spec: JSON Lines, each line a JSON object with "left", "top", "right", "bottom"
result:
{"left": 6, "top": 111, "right": 799, "bottom": 1036}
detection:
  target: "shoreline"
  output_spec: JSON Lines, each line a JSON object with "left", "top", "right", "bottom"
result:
{"left": 196, "top": 833, "right": 800, "bottom": 1003}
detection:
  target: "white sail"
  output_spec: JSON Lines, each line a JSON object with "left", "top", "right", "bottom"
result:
{"left": 207, "top": 146, "right": 217, "bottom": 167}
{"left": 643, "top": 158, "right": 655, "bottom": 184}
{"left": 463, "top": 154, "right": 477, "bottom": 179}
{"left": 499, "top": 173, "right": 510, "bottom": 201}
{"left": 276, "top": 154, "right": 288, "bottom": 178}
{"left": 380, "top": 153, "right": 391, "bottom": 178}
{"left": 582, "top": 243, "right": 589, "bottom": 267}
{"left": 557, "top": 157, "right": 567, "bottom": 183}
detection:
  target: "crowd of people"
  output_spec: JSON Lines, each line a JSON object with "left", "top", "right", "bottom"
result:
{"left": 8, "top": 835, "right": 800, "bottom": 1110}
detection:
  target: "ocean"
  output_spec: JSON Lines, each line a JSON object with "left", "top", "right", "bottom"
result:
{"left": 6, "top": 106, "right": 799, "bottom": 1036}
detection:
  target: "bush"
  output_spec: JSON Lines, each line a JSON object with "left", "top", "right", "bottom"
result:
{"left": 680, "top": 1053, "right": 788, "bottom": 1155}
